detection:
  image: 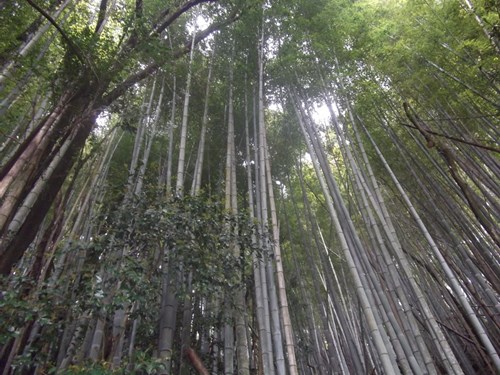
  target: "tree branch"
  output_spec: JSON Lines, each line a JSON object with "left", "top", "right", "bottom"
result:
{"left": 153, "top": 0, "right": 217, "bottom": 35}
{"left": 25, "top": 0, "right": 86, "bottom": 66}
{"left": 25, "top": 0, "right": 99, "bottom": 81}
{"left": 108, "top": 0, "right": 217, "bottom": 85}
{"left": 400, "top": 122, "right": 500, "bottom": 153}
{"left": 102, "top": 7, "right": 241, "bottom": 106}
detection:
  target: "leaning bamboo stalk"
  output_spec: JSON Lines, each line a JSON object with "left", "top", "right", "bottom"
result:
{"left": 350, "top": 110, "right": 467, "bottom": 372}
{"left": 320, "top": 95, "right": 429, "bottom": 372}
{"left": 291, "top": 169, "right": 365, "bottom": 373}
{"left": 363, "top": 123, "right": 500, "bottom": 372}
{"left": 290, "top": 91, "right": 397, "bottom": 375}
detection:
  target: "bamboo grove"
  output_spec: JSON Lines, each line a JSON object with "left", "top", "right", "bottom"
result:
{"left": 0, "top": 0, "right": 498, "bottom": 374}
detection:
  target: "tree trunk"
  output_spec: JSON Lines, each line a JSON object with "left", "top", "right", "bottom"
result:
{"left": 0, "top": 84, "right": 99, "bottom": 275}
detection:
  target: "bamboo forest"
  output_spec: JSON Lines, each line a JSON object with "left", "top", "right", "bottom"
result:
{"left": 0, "top": 0, "right": 499, "bottom": 374}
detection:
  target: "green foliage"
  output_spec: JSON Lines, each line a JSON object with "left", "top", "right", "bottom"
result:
{"left": 0, "top": 191, "right": 261, "bottom": 370}
{"left": 0, "top": 273, "right": 71, "bottom": 372}
{"left": 62, "top": 352, "right": 166, "bottom": 374}
{"left": 70, "top": 192, "right": 259, "bottom": 309}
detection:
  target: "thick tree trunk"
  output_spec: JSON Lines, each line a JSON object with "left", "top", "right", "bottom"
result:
{"left": 0, "top": 84, "right": 99, "bottom": 275}
{"left": 0, "top": 1, "right": 237, "bottom": 276}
